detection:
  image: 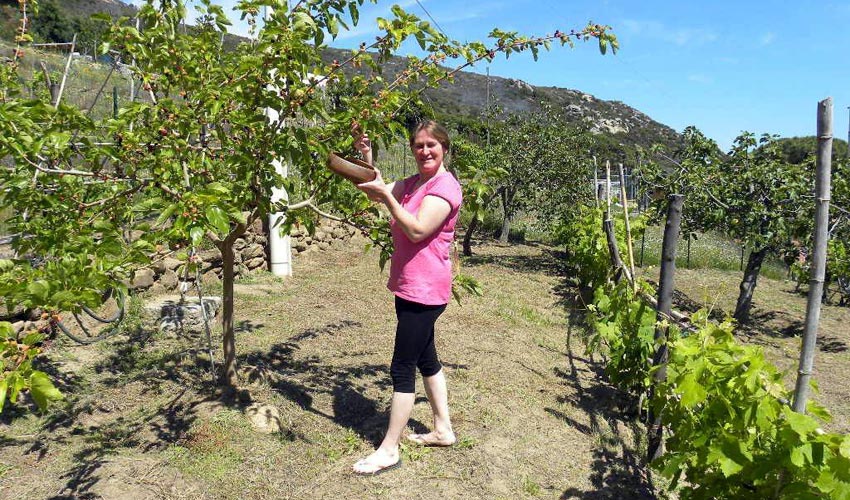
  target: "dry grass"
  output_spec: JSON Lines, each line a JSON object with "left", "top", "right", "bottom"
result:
{"left": 0, "top": 238, "right": 656, "bottom": 499}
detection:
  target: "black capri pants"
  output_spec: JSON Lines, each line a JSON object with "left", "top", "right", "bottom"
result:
{"left": 390, "top": 296, "right": 447, "bottom": 393}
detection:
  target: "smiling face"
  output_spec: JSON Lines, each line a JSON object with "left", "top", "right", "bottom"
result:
{"left": 411, "top": 129, "right": 447, "bottom": 177}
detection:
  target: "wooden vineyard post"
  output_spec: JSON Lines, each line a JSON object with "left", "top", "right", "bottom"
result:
{"left": 618, "top": 162, "right": 636, "bottom": 282}
{"left": 603, "top": 161, "right": 631, "bottom": 283}
{"left": 647, "top": 193, "right": 684, "bottom": 462}
{"left": 793, "top": 98, "right": 833, "bottom": 413}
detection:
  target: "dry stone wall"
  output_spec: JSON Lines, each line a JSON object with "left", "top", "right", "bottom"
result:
{"left": 130, "top": 218, "right": 357, "bottom": 293}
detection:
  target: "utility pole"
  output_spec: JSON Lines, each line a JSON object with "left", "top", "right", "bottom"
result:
{"left": 486, "top": 66, "right": 491, "bottom": 148}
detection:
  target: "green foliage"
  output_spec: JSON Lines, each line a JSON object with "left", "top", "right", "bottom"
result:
{"left": 0, "top": 321, "right": 63, "bottom": 413}
{"left": 562, "top": 208, "right": 850, "bottom": 499}
{"left": 777, "top": 136, "right": 849, "bottom": 165}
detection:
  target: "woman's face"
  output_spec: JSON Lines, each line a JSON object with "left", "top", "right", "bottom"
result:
{"left": 411, "top": 129, "right": 446, "bottom": 176}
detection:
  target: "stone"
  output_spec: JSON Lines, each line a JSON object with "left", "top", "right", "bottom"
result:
{"left": 332, "top": 227, "right": 347, "bottom": 239}
{"left": 202, "top": 270, "right": 220, "bottom": 286}
{"left": 0, "top": 303, "right": 27, "bottom": 321}
{"left": 164, "top": 257, "right": 183, "bottom": 271}
{"left": 318, "top": 242, "right": 330, "bottom": 251}
{"left": 314, "top": 230, "right": 328, "bottom": 242}
{"left": 130, "top": 268, "right": 156, "bottom": 290}
{"left": 142, "top": 295, "right": 221, "bottom": 336}
{"left": 293, "top": 240, "right": 307, "bottom": 252}
{"left": 233, "top": 238, "right": 248, "bottom": 251}
{"left": 160, "top": 269, "right": 179, "bottom": 290}
{"left": 242, "top": 243, "right": 265, "bottom": 260}
{"left": 151, "top": 258, "right": 168, "bottom": 274}
{"left": 12, "top": 321, "right": 24, "bottom": 334}
{"left": 244, "top": 257, "right": 265, "bottom": 269}
{"left": 245, "top": 403, "right": 282, "bottom": 434}
{"left": 126, "top": 230, "right": 145, "bottom": 242}
{"left": 254, "top": 235, "right": 268, "bottom": 246}
{"left": 250, "top": 217, "right": 264, "bottom": 235}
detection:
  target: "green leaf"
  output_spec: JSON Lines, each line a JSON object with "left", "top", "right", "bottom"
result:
{"left": 26, "top": 280, "right": 50, "bottom": 302}
{"left": 807, "top": 400, "right": 832, "bottom": 423}
{"left": 206, "top": 206, "right": 229, "bottom": 234}
{"left": 348, "top": 2, "right": 359, "bottom": 25}
{"left": 29, "top": 371, "right": 62, "bottom": 411}
{"left": 678, "top": 374, "right": 707, "bottom": 408}
{"left": 791, "top": 443, "right": 813, "bottom": 467}
{"left": 190, "top": 226, "right": 205, "bottom": 246}
{"left": 840, "top": 436, "right": 850, "bottom": 459}
{"left": 0, "top": 378, "right": 7, "bottom": 413}
{"left": 719, "top": 456, "right": 744, "bottom": 477}
{"left": 784, "top": 407, "right": 820, "bottom": 437}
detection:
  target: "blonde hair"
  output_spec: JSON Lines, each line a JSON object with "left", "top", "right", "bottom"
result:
{"left": 409, "top": 120, "right": 451, "bottom": 155}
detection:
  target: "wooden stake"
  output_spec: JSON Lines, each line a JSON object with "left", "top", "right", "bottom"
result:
{"left": 54, "top": 33, "right": 76, "bottom": 107}
{"left": 793, "top": 98, "right": 833, "bottom": 413}
{"left": 648, "top": 193, "right": 684, "bottom": 462}
{"left": 618, "top": 162, "right": 636, "bottom": 281}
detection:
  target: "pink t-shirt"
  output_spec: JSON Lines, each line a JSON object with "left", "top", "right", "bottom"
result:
{"left": 388, "top": 171, "right": 463, "bottom": 305}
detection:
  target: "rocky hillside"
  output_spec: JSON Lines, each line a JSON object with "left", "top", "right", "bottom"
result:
{"left": 322, "top": 46, "right": 682, "bottom": 154}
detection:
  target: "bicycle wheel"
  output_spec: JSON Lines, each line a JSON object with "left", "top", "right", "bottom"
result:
{"left": 51, "top": 288, "right": 127, "bottom": 344}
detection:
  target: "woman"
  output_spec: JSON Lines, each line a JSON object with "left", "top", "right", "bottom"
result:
{"left": 351, "top": 121, "right": 462, "bottom": 475}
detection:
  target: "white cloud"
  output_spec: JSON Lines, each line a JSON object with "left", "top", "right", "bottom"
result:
{"left": 620, "top": 19, "right": 717, "bottom": 46}
{"left": 688, "top": 73, "right": 713, "bottom": 84}
{"left": 760, "top": 32, "right": 776, "bottom": 46}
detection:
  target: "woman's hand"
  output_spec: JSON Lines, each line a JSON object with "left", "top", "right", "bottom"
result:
{"left": 356, "top": 168, "right": 389, "bottom": 203}
{"left": 351, "top": 121, "right": 372, "bottom": 165}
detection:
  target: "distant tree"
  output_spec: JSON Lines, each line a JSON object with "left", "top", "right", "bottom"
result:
{"left": 31, "top": 0, "right": 74, "bottom": 43}
{"left": 488, "top": 105, "right": 594, "bottom": 243}
{"left": 777, "top": 136, "right": 848, "bottom": 165}
{"left": 642, "top": 128, "right": 810, "bottom": 323}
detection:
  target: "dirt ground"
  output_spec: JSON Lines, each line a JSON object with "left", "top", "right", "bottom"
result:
{"left": 0, "top": 239, "right": 656, "bottom": 499}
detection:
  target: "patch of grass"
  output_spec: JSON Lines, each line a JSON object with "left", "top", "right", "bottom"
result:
{"left": 400, "top": 441, "right": 433, "bottom": 462}
{"left": 320, "top": 428, "right": 362, "bottom": 462}
{"left": 636, "top": 226, "right": 789, "bottom": 279}
{"left": 167, "top": 409, "right": 245, "bottom": 481}
{"left": 0, "top": 462, "right": 15, "bottom": 479}
{"left": 454, "top": 435, "right": 477, "bottom": 449}
{"left": 521, "top": 475, "right": 542, "bottom": 496}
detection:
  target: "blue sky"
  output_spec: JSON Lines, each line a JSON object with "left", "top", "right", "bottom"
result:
{"left": 131, "top": 1, "right": 850, "bottom": 150}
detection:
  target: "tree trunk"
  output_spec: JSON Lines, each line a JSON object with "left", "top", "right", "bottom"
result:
{"left": 733, "top": 247, "right": 768, "bottom": 324}
{"left": 219, "top": 239, "right": 238, "bottom": 388}
{"left": 498, "top": 188, "right": 512, "bottom": 244}
{"left": 462, "top": 216, "right": 479, "bottom": 256}
{"left": 464, "top": 189, "right": 501, "bottom": 256}
{"left": 217, "top": 223, "right": 247, "bottom": 389}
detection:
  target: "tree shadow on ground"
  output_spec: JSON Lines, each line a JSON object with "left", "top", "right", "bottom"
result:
{"left": 22, "top": 327, "right": 232, "bottom": 499}
{"left": 9, "top": 316, "right": 423, "bottom": 498}
{"left": 239, "top": 319, "right": 429, "bottom": 447}
{"left": 463, "top": 247, "right": 571, "bottom": 276}
{"left": 553, "top": 310, "right": 656, "bottom": 499}
{"left": 544, "top": 250, "right": 657, "bottom": 499}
